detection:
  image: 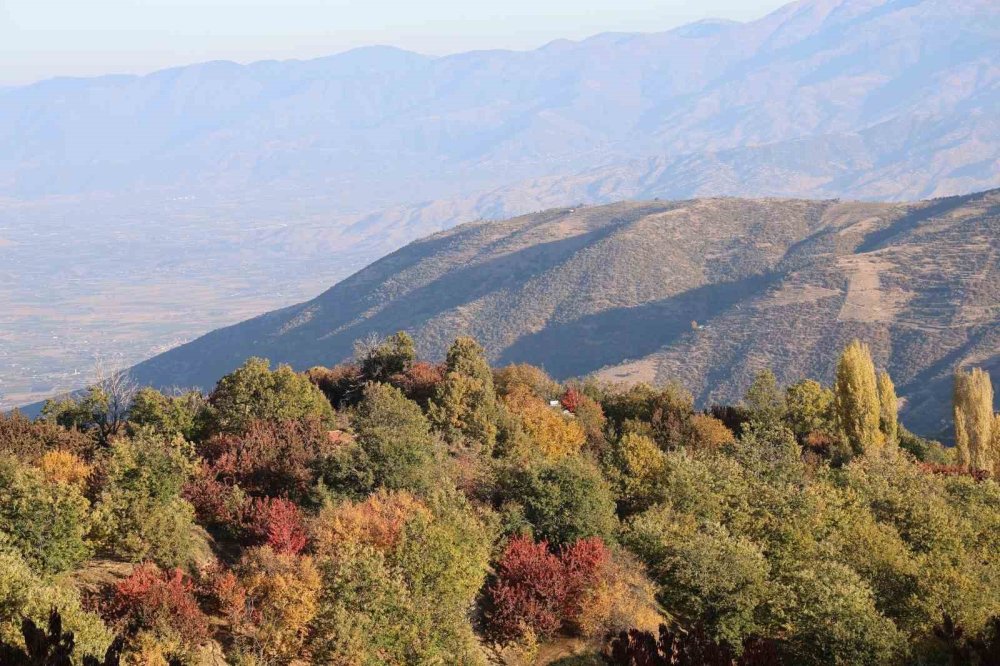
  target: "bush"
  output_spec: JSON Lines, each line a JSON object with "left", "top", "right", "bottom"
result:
{"left": 0, "top": 455, "right": 91, "bottom": 574}
{"left": 0, "top": 410, "right": 95, "bottom": 462}
{"left": 502, "top": 456, "right": 617, "bottom": 547}
{"left": 242, "top": 496, "right": 308, "bottom": 555}
{"left": 219, "top": 546, "right": 321, "bottom": 664}
{"left": 208, "top": 357, "right": 335, "bottom": 434}
{"left": 90, "top": 434, "right": 201, "bottom": 567}
{"left": 0, "top": 549, "right": 113, "bottom": 662}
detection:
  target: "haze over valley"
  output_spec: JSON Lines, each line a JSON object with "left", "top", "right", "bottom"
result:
{"left": 1, "top": 0, "right": 998, "bottom": 410}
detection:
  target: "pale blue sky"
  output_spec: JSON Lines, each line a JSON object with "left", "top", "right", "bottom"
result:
{"left": 1, "top": 0, "right": 790, "bottom": 84}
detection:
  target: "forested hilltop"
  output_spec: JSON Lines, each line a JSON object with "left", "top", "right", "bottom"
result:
{"left": 128, "top": 188, "right": 1000, "bottom": 438}
{"left": 2, "top": 334, "right": 999, "bottom": 665}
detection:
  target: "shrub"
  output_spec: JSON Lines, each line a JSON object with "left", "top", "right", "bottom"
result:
{"left": 242, "top": 496, "right": 308, "bottom": 555}
{"left": 0, "top": 410, "right": 95, "bottom": 462}
{"left": 38, "top": 450, "right": 92, "bottom": 487}
{"left": 208, "top": 357, "right": 335, "bottom": 434}
{"left": 488, "top": 536, "right": 567, "bottom": 640}
{"left": 0, "top": 455, "right": 91, "bottom": 574}
{"left": 220, "top": 546, "right": 321, "bottom": 664}
{"left": 0, "top": 549, "right": 113, "bottom": 661}
{"left": 90, "top": 434, "right": 200, "bottom": 567}
{"left": 198, "top": 418, "right": 330, "bottom": 503}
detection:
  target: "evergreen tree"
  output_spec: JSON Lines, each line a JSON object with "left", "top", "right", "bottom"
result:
{"left": 876, "top": 371, "right": 899, "bottom": 447}
{"left": 834, "top": 340, "right": 883, "bottom": 455}
{"left": 953, "top": 368, "right": 995, "bottom": 472}
{"left": 743, "top": 369, "right": 786, "bottom": 426}
{"left": 428, "top": 337, "right": 499, "bottom": 453}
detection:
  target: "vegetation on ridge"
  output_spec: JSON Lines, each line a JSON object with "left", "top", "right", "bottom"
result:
{"left": 0, "top": 333, "right": 998, "bottom": 664}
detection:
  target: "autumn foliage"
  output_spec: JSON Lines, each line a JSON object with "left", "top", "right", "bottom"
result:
{"left": 109, "top": 564, "right": 209, "bottom": 644}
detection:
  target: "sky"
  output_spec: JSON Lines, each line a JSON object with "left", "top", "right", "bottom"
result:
{"left": 0, "top": 0, "right": 790, "bottom": 85}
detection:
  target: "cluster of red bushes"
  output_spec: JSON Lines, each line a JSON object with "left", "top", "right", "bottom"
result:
{"left": 488, "top": 535, "right": 609, "bottom": 640}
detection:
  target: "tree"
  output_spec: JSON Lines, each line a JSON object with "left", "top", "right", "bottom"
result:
{"left": 834, "top": 340, "right": 883, "bottom": 455}
{"left": 356, "top": 331, "right": 417, "bottom": 383}
{"left": 743, "top": 369, "right": 786, "bottom": 426}
{"left": 877, "top": 371, "right": 899, "bottom": 447}
{"left": 0, "top": 410, "right": 94, "bottom": 462}
{"left": 428, "top": 337, "right": 500, "bottom": 453}
{"left": 602, "top": 432, "right": 668, "bottom": 515}
{"left": 42, "top": 358, "right": 138, "bottom": 446}
{"left": 953, "top": 368, "right": 995, "bottom": 473}
{"left": 0, "top": 455, "right": 91, "bottom": 574}
{"left": 327, "top": 382, "right": 440, "bottom": 495}
{"left": 784, "top": 379, "right": 835, "bottom": 441}
{"left": 208, "top": 357, "right": 334, "bottom": 434}
{"left": 502, "top": 386, "right": 585, "bottom": 460}
{"left": 219, "top": 547, "right": 321, "bottom": 665}
{"left": 503, "top": 456, "right": 618, "bottom": 547}
{"left": 128, "top": 388, "right": 208, "bottom": 442}
{"left": 90, "top": 433, "right": 201, "bottom": 567}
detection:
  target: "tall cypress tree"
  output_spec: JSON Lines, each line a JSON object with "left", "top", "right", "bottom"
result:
{"left": 834, "top": 340, "right": 883, "bottom": 455}
{"left": 429, "top": 336, "right": 499, "bottom": 453}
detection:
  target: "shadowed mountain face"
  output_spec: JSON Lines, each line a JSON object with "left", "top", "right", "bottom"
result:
{"left": 131, "top": 189, "right": 1000, "bottom": 437}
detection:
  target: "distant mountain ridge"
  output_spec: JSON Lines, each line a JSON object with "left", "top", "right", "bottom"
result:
{"left": 1, "top": 0, "right": 996, "bottom": 205}
{"left": 2, "top": 0, "right": 998, "bottom": 410}
{"left": 129, "top": 189, "right": 1000, "bottom": 437}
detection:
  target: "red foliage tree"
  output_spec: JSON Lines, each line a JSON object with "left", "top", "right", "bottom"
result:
{"left": 110, "top": 564, "right": 209, "bottom": 643}
{"left": 390, "top": 361, "right": 446, "bottom": 408}
{"left": 489, "top": 536, "right": 568, "bottom": 640}
{"left": 560, "top": 537, "right": 610, "bottom": 624}
{"left": 488, "top": 535, "right": 613, "bottom": 641}
{"left": 608, "top": 623, "right": 780, "bottom": 666}
{"left": 560, "top": 388, "right": 584, "bottom": 414}
{"left": 243, "top": 497, "right": 308, "bottom": 555}
{"left": 198, "top": 418, "right": 329, "bottom": 501}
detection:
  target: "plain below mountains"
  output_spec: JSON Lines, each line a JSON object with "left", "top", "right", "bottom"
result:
{"left": 130, "top": 188, "right": 1000, "bottom": 437}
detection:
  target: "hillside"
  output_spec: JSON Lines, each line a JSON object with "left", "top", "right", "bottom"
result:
{"left": 2, "top": 0, "right": 998, "bottom": 409}
{"left": 130, "top": 189, "right": 1000, "bottom": 436}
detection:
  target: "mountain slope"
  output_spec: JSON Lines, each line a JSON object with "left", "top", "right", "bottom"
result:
{"left": 130, "top": 189, "right": 1000, "bottom": 436}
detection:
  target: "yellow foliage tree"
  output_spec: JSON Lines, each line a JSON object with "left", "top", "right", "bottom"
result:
{"left": 953, "top": 367, "right": 995, "bottom": 472}
{"left": 502, "top": 386, "right": 585, "bottom": 460}
{"left": 834, "top": 340, "right": 883, "bottom": 455}
{"left": 37, "top": 449, "right": 92, "bottom": 486}
{"left": 877, "top": 371, "right": 899, "bottom": 447}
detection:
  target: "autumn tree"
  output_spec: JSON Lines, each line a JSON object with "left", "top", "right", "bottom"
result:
{"left": 501, "top": 385, "right": 585, "bottom": 460}
{"left": 784, "top": 379, "right": 835, "bottom": 441}
{"left": 834, "top": 340, "right": 883, "bottom": 455}
{"left": 953, "top": 367, "right": 995, "bottom": 473}
{"left": 877, "top": 370, "right": 899, "bottom": 447}
{"left": 41, "top": 358, "right": 138, "bottom": 446}
{"left": 743, "top": 369, "right": 786, "bottom": 427}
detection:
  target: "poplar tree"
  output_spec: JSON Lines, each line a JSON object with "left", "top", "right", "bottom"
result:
{"left": 834, "top": 340, "right": 883, "bottom": 455}
{"left": 953, "top": 368, "right": 995, "bottom": 472}
{"left": 877, "top": 370, "right": 899, "bottom": 447}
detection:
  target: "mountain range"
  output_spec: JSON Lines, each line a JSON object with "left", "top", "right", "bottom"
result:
{"left": 1, "top": 0, "right": 998, "bottom": 410}
{"left": 130, "top": 188, "right": 1000, "bottom": 437}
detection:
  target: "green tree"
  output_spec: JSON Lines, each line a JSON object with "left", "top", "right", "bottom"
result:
{"left": 743, "top": 369, "right": 786, "bottom": 426}
{"left": 953, "top": 368, "right": 995, "bottom": 473}
{"left": 327, "top": 382, "right": 441, "bottom": 496}
{"left": 503, "top": 456, "right": 617, "bottom": 546}
{"left": 128, "top": 387, "right": 208, "bottom": 441}
{"left": 877, "top": 370, "right": 899, "bottom": 447}
{"left": 834, "top": 340, "right": 883, "bottom": 455}
{"left": 356, "top": 331, "right": 417, "bottom": 383}
{"left": 428, "top": 337, "right": 499, "bottom": 453}
{"left": 784, "top": 379, "right": 835, "bottom": 440}
{"left": 0, "top": 455, "right": 91, "bottom": 574}
{"left": 602, "top": 432, "right": 668, "bottom": 515}
{"left": 90, "top": 432, "right": 201, "bottom": 567}
{"left": 208, "top": 357, "right": 335, "bottom": 434}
